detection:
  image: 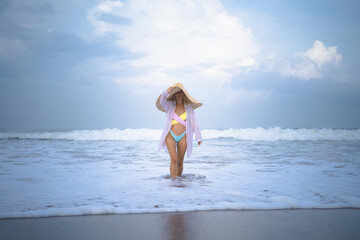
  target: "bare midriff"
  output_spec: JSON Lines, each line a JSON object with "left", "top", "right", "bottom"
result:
{"left": 170, "top": 104, "right": 186, "bottom": 136}
{"left": 171, "top": 121, "right": 186, "bottom": 136}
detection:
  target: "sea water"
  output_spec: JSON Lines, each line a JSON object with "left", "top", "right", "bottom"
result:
{"left": 0, "top": 128, "right": 359, "bottom": 218}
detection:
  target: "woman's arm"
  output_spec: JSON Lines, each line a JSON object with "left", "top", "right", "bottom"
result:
{"left": 159, "top": 87, "right": 175, "bottom": 112}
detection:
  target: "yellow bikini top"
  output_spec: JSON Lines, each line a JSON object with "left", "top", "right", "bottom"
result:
{"left": 171, "top": 112, "right": 187, "bottom": 125}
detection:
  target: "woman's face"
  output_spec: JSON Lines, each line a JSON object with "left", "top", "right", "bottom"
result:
{"left": 175, "top": 90, "right": 184, "bottom": 99}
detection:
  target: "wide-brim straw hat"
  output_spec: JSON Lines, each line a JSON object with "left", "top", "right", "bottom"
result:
{"left": 156, "top": 83, "right": 203, "bottom": 112}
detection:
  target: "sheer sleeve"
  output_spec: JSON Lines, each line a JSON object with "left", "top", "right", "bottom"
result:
{"left": 160, "top": 90, "right": 171, "bottom": 112}
{"left": 191, "top": 108, "right": 202, "bottom": 142}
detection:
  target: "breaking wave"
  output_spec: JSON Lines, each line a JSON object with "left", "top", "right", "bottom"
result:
{"left": 0, "top": 127, "right": 359, "bottom": 141}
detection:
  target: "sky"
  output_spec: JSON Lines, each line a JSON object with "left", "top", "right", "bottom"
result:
{"left": 0, "top": 0, "right": 359, "bottom": 130}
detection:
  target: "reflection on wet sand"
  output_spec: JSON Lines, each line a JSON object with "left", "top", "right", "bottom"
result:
{"left": 165, "top": 213, "right": 187, "bottom": 240}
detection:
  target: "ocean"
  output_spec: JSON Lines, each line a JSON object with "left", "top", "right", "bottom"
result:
{"left": 0, "top": 127, "right": 359, "bottom": 219}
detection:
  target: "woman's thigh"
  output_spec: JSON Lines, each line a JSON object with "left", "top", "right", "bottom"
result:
{"left": 177, "top": 134, "right": 187, "bottom": 162}
{"left": 165, "top": 132, "right": 177, "bottom": 160}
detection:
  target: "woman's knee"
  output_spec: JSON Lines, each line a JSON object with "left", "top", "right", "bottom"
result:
{"left": 170, "top": 155, "right": 178, "bottom": 164}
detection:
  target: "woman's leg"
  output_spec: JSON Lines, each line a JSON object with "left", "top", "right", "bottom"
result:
{"left": 176, "top": 134, "right": 187, "bottom": 177}
{"left": 165, "top": 133, "right": 178, "bottom": 179}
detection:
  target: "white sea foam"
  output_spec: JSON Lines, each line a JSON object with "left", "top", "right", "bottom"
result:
{"left": 203, "top": 127, "right": 360, "bottom": 141}
{"left": 0, "top": 134, "right": 359, "bottom": 219}
{"left": 0, "top": 128, "right": 162, "bottom": 141}
{"left": 0, "top": 127, "right": 359, "bottom": 141}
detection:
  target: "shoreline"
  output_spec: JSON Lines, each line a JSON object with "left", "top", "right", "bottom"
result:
{"left": 1, "top": 207, "right": 360, "bottom": 220}
{"left": 1, "top": 209, "right": 359, "bottom": 240}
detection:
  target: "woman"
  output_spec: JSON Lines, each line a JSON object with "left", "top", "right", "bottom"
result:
{"left": 156, "top": 83, "right": 202, "bottom": 179}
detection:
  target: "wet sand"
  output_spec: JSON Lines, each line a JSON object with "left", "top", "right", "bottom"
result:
{"left": 1, "top": 209, "right": 359, "bottom": 240}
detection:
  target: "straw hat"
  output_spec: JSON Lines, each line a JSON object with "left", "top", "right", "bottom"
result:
{"left": 156, "top": 83, "right": 203, "bottom": 112}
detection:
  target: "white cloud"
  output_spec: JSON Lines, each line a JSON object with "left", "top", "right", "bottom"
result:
{"left": 303, "top": 40, "right": 342, "bottom": 68}
{"left": 279, "top": 40, "right": 342, "bottom": 80}
{"left": 281, "top": 58, "right": 321, "bottom": 80}
{"left": 87, "top": 0, "right": 266, "bottom": 104}
{"left": 86, "top": 1, "right": 343, "bottom": 104}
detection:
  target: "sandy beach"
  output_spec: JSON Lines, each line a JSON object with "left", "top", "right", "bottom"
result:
{"left": 1, "top": 209, "right": 359, "bottom": 240}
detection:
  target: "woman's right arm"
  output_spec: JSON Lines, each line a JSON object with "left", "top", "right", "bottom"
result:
{"left": 160, "top": 87, "right": 175, "bottom": 112}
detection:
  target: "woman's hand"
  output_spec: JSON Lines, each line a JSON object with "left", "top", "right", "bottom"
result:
{"left": 167, "top": 87, "right": 176, "bottom": 93}
{"left": 198, "top": 141, "right": 202, "bottom": 146}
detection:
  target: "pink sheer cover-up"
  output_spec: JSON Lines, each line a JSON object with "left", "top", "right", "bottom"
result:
{"left": 158, "top": 90, "right": 202, "bottom": 157}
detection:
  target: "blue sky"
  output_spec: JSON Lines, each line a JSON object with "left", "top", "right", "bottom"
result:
{"left": 0, "top": 0, "right": 359, "bottom": 130}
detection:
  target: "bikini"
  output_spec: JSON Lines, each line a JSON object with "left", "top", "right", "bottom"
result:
{"left": 170, "top": 112, "right": 186, "bottom": 143}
